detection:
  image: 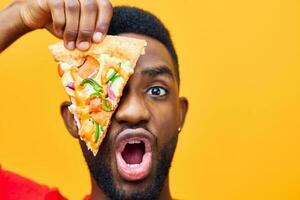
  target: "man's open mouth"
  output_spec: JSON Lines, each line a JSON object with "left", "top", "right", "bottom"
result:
{"left": 115, "top": 128, "right": 153, "bottom": 181}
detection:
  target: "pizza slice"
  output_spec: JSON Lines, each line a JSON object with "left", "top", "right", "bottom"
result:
{"left": 49, "top": 36, "right": 147, "bottom": 156}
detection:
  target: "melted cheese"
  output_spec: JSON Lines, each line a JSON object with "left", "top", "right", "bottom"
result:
{"left": 60, "top": 54, "right": 134, "bottom": 156}
{"left": 59, "top": 60, "right": 78, "bottom": 71}
{"left": 110, "top": 77, "right": 124, "bottom": 98}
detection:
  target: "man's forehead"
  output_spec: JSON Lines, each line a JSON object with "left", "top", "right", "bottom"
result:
{"left": 118, "top": 33, "right": 175, "bottom": 74}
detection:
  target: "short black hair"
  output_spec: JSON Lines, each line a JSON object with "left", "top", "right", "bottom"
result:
{"left": 108, "top": 6, "right": 180, "bottom": 84}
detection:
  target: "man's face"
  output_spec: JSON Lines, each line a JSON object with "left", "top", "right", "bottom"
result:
{"left": 62, "top": 33, "right": 188, "bottom": 200}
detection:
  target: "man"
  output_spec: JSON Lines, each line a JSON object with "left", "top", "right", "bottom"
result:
{"left": 0, "top": 0, "right": 188, "bottom": 199}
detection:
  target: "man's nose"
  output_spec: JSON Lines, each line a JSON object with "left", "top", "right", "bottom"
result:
{"left": 114, "top": 91, "right": 150, "bottom": 126}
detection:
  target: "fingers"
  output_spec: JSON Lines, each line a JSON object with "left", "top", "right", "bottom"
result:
{"left": 76, "top": 0, "right": 98, "bottom": 50}
{"left": 48, "top": 0, "right": 113, "bottom": 51}
{"left": 93, "top": 0, "right": 112, "bottom": 43}
{"left": 64, "top": 0, "right": 80, "bottom": 50}
{"left": 47, "top": 0, "right": 66, "bottom": 37}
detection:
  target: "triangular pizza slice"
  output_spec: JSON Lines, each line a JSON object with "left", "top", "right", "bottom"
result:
{"left": 49, "top": 36, "right": 147, "bottom": 156}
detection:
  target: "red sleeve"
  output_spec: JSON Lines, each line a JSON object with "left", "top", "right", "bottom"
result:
{"left": 83, "top": 195, "right": 90, "bottom": 200}
{"left": 0, "top": 166, "right": 67, "bottom": 200}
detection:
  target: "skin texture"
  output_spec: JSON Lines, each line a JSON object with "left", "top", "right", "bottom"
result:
{"left": 0, "top": 0, "right": 112, "bottom": 52}
{"left": 0, "top": 1, "right": 188, "bottom": 199}
{"left": 61, "top": 33, "right": 189, "bottom": 200}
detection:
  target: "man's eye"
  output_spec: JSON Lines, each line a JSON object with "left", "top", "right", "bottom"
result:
{"left": 146, "top": 86, "right": 167, "bottom": 96}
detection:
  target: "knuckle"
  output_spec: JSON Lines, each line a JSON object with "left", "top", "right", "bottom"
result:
{"left": 66, "top": 0, "right": 80, "bottom": 12}
{"left": 82, "top": 0, "right": 97, "bottom": 11}
{"left": 54, "top": 19, "right": 65, "bottom": 28}
{"left": 101, "top": 0, "right": 112, "bottom": 9}
{"left": 78, "top": 30, "right": 94, "bottom": 40}
{"left": 50, "top": 0, "right": 62, "bottom": 9}
{"left": 64, "top": 30, "right": 78, "bottom": 40}
{"left": 97, "top": 22, "right": 109, "bottom": 32}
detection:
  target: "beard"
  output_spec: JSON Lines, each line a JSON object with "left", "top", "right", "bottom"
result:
{"left": 80, "top": 131, "right": 178, "bottom": 200}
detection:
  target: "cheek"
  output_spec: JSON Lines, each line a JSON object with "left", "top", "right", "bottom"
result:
{"left": 148, "top": 98, "right": 180, "bottom": 144}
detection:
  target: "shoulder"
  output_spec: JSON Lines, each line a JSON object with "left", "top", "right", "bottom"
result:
{"left": 0, "top": 166, "right": 67, "bottom": 200}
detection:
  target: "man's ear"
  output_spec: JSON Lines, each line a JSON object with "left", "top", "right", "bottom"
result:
{"left": 60, "top": 101, "right": 79, "bottom": 138}
{"left": 179, "top": 97, "right": 189, "bottom": 131}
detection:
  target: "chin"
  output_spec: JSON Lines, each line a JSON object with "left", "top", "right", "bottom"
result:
{"left": 81, "top": 129, "right": 179, "bottom": 200}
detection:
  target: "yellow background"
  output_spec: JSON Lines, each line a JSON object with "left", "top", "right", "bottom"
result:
{"left": 1, "top": 0, "right": 300, "bottom": 199}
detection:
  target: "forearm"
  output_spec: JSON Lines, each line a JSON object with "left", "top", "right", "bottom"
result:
{"left": 0, "top": 1, "right": 32, "bottom": 53}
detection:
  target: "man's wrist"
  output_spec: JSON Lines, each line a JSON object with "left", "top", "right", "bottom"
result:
{"left": 10, "top": 1, "right": 33, "bottom": 35}
{"left": 0, "top": 1, "right": 33, "bottom": 52}
{"left": 1, "top": 1, "right": 33, "bottom": 37}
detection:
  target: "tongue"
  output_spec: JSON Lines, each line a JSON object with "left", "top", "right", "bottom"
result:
{"left": 121, "top": 143, "right": 145, "bottom": 164}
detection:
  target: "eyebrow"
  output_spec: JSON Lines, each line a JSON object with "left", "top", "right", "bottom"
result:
{"left": 141, "top": 66, "right": 174, "bottom": 79}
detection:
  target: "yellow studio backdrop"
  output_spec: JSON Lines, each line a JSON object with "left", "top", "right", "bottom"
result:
{"left": 1, "top": 0, "right": 300, "bottom": 199}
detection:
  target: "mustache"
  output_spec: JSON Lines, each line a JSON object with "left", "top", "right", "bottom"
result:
{"left": 109, "top": 122, "right": 154, "bottom": 142}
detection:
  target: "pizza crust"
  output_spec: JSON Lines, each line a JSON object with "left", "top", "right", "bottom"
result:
{"left": 49, "top": 35, "right": 146, "bottom": 65}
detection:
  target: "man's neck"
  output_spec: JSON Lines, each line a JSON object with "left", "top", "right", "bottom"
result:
{"left": 89, "top": 176, "right": 172, "bottom": 200}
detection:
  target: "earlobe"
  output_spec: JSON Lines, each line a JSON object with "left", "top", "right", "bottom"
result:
{"left": 60, "top": 102, "right": 79, "bottom": 138}
{"left": 179, "top": 97, "right": 189, "bottom": 131}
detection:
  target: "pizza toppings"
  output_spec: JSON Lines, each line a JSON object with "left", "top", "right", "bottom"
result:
{"left": 66, "top": 82, "right": 75, "bottom": 90}
{"left": 90, "top": 110, "right": 110, "bottom": 126}
{"left": 107, "top": 71, "right": 120, "bottom": 84}
{"left": 58, "top": 64, "right": 64, "bottom": 77}
{"left": 81, "top": 78, "right": 103, "bottom": 96}
{"left": 68, "top": 56, "right": 117, "bottom": 149}
{"left": 107, "top": 84, "right": 116, "bottom": 101}
{"left": 79, "top": 118, "right": 94, "bottom": 139}
{"left": 101, "top": 98, "right": 112, "bottom": 112}
{"left": 49, "top": 35, "right": 147, "bottom": 156}
{"left": 78, "top": 55, "right": 99, "bottom": 79}
{"left": 89, "top": 97, "right": 102, "bottom": 112}
{"left": 62, "top": 56, "right": 124, "bottom": 153}
{"left": 93, "top": 121, "right": 103, "bottom": 143}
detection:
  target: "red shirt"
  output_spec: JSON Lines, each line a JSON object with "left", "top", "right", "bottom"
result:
{"left": 0, "top": 167, "right": 90, "bottom": 200}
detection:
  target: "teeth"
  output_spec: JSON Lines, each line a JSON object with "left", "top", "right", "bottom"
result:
{"left": 128, "top": 140, "right": 141, "bottom": 144}
{"left": 127, "top": 164, "right": 140, "bottom": 168}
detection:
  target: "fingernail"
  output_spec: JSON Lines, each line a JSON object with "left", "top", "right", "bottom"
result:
{"left": 66, "top": 41, "right": 75, "bottom": 50}
{"left": 79, "top": 41, "right": 90, "bottom": 50}
{"left": 93, "top": 32, "right": 103, "bottom": 43}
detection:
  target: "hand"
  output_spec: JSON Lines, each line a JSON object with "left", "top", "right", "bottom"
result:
{"left": 19, "top": 0, "right": 113, "bottom": 51}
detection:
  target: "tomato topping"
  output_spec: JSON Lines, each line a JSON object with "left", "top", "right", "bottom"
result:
{"left": 89, "top": 97, "right": 102, "bottom": 113}
{"left": 58, "top": 64, "right": 64, "bottom": 77}
{"left": 78, "top": 55, "right": 100, "bottom": 79}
